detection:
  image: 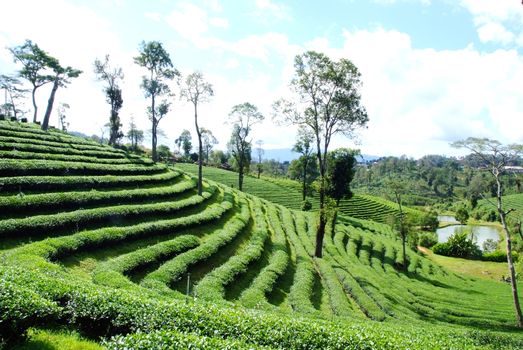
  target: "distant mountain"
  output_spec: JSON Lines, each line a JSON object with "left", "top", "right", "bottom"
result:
{"left": 256, "top": 148, "right": 379, "bottom": 163}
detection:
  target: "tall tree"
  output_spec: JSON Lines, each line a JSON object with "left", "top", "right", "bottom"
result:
{"left": 255, "top": 139, "right": 264, "bottom": 179}
{"left": 180, "top": 71, "right": 214, "bottom": 195}
{"left": 292, "top": 126, "right": 315, "bottom": 201}
{"left": 9, "top": 40, "right": 55, "bottom": 123}
{"left": 175, "top": 129, "right": 192, "bottom": 157}
{"left": 273, "top": 51, "right": 368, "bottom": 257}
{"left": 127, "top": 117, "right": 144, "bottom": 151}
{"left": 200, "top": 128, "right": 218, "bottom": 162}
{"left": 134, "top": 41, "right": 179, "bottom": 162}
{"left": 386, "top": 178, "right": 409, "bottom": 272}
{"left": 0, "top": 75, "right": 27, "bottom": 119}
{"left": 41, "top": 60, "right": 82, "bottom": 131}
{"left": 452, "top": 137, "right": 523, "bottom": 327}
{"left": 227, "top": 102, "right": 264, "bottom": 191}
{"left": 57, "top": 102, "right": 70, "bottom": 131}
{"left": 94, "top": 55, "right": 124, "bottom": 146}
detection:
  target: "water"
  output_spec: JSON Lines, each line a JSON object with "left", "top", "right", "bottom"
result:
{"left": 437, "top": 215, "right": 459, "bottom": 223}
{"left": 436, "top": 224, "right": 501, "bottom": 250}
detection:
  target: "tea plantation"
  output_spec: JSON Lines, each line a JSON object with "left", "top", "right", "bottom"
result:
{"left": 176, "top": 163, "right": 424, "bottom": 223}
{"left": 1, "top": 121, "right": 523, "bottom": 349}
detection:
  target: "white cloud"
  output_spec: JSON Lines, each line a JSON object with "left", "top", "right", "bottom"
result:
{"left": 253, "top": 0, "right": 292, "bottom": 23}
{"left": 165, "top": 3, "right": 209, "bottom": 41}
{"left": 372, "top": 0, "right": 430, "bottom": 5}
{"left": 477, "top": 22, "right": 515, "bottom": 45}
{"left": 204, "top": 0, "right": 223, "bottom": 13}
{"left": 144, "top": 12, "right": 162, "bottom": 22}
{"left": 458, "top": 0, "right": 523, "bottom": 46}
{"left": 210, "top": 17, "right": 229, "bottom": 28}
{"left": 324, "top": 28, "right": 523, "bottom": 157}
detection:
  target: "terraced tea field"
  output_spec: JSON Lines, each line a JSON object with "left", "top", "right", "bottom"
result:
{"left": 1, "top": 121, "right": 523, "bottom": 349}
{"left": 176, "top": 163, "right": 424, "bottom": 222}
{"left": 475, "top": 193, "right": 523, "bottom": 220}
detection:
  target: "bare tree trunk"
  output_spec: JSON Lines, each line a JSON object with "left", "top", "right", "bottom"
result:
{"left": 151, "top": 95, "right": 157, "bottom": 162}
{"left": 238, "top": 161, "right": 244, "bottom": 191}
{"left": 302, "top": 157, "right": 308, "bottom": 201}
{"left": 32, "top": 86, "right": 38, "bottom": 123}
{"left": 42, "top": 78, "right": 59, "bottom": 131}
{"left": 194, "top": 102, "right": 203, "bottom": 196}
{"left": 496, "top": 173, "right": 523, "bottom": 327}
{"left": 6, "top": 89, "right": 17, "bottom": 119}
{"left": 314, "top": 135, "right": 327, "bottom": 258}
{"left": 315, "top": 177, "right": 326, "bottom": 258}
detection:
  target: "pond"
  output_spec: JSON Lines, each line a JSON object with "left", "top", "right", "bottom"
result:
{"left": 436, "top": 219, "right": 501, "bottom": 251}
{"left": 437, "top": 215, "right": 459, "bottom": 223}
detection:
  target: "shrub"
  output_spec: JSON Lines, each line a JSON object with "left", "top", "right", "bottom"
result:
{"left": 482, "top": 238, "right": 498, "bottom": 253}
{"left": 301, "top": 199, "right": 312, "bottom": 211}
{"left": 417, "top": 231, "right": 438, "bottom": 248}
{"left": 482, "top": 250, "right": 519, "bottom": 263}
{"left": 432, "top": 228, "right": 481, "bottom": 259}
{"left": 455, "top": 207, "right": 469, "bottom": 225}
{"left": 419, "top": 211, "right": 439, "bottom": 231}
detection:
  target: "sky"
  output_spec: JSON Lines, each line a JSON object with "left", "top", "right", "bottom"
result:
{"left": 1, "top": 0, "right": 523, "bottom": 159}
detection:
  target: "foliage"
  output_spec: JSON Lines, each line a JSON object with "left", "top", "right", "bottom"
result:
{"left": 180, "top": 71, "right": 214, "bottom": 195}
{"left": 40, "top": 56, "right": 82, "bottom": 131}
{"left": 134, "top": 41, "right": 179, "bottom": 162}
{"left": 452, "top": 137, "right": 523, "bottom": 326}
{"left": 57, "top": 102, "right": 70, "bottom": 132}
{"left": 417, "top": 231, "right": 438, "bottom": 248}
{"left": 301, "top": 199, "right": 312, "bottom": 211}
{"left": 3, "top": 121, "right": 523, "bottom": 348}
{"left": 273, "top": 50, "right": 369, "bottom": 257}
{"left": 0, "top": 75, "right": 27, "bottom": 119}
{"left": 326, "top": 148, "right": 357, "bottom": 205}
{"left": 156, "top": 145, "right": 172, "bottom": 162}
{"left": 200, "top": 128, "right": 218, "bottom": 162}
{"left": 482, "top": 238, "right": 499, "bottom": 254}
{"left": 174, "top": 129, "right": 192, "bottom": 159}
{"left": 291, "top": 126, "right": 316, "bottom": 200}
{"left": 227, "top": 102, "right": 263, "bottom": 191}
{"left": 126, "top": 117, "right": 143, "bottom": 152}
{"left": 8, "top": 39, "right": 57, "bottom": 123}
{"left": 94, "top": 55, "right": 124, "bottom": 146}
{"left": 482, "top": 250, "right": 519, "bottom": 263}
{"left": 455, "top": 206, "right": 470, "bottom": 225}
{"left": 432, "top": 228, "right": 481, "bottom": 259}
{"left": 419, "top": 211, "right": 439, "bottom": 231}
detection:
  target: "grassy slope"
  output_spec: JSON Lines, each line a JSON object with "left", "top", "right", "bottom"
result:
{"left": 1, "top": 121, "right": 523, "bottom": 349}
{"left": 419, "top": 247, "right": 508, "bottom": 281}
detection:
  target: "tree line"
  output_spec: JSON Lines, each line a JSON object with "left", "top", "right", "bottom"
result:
{"left": 2, "top": 40, "right": 369, "bottom": 259}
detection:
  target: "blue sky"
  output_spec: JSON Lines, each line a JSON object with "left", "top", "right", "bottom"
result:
{"left": 1, "top": 0, "right": 523, "bottom": 158}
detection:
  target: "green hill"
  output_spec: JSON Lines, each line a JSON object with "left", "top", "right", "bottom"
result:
{"left": 473, "top": 193, "right": 523, "bottom": 221}
{"left": 1, "top": 121, "right": 523, "bottom": 349}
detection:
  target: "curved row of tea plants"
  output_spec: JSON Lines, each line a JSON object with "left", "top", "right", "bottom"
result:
{"left": 1, "top": 121, "right": 523, "bottom": 349}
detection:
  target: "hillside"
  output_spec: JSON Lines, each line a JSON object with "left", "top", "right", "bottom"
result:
{"left": 176, "top": 162, "right": 424, "bottom": 223}
{"left": 1, "top": 121, "right": 523, "bottom": 349}
{"left": 473, "top": 193, "right": 523, "bottom": 221}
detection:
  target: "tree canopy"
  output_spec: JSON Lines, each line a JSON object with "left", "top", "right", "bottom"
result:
{"left": 134, "top": 41, "right": 179, "bottom": 162}
{"left": 94, "top": 55, "right": 124, "bottom": 146}
{"left": 227, "top": 102, "right": 264, "bottom": 191}
{"left": 273, "top": 50, "right": 368, "bottom": 257}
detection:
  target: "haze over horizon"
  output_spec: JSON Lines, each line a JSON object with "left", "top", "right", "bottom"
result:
{"left": 1, "top": 0, "right": 522, "bottom": 158}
